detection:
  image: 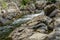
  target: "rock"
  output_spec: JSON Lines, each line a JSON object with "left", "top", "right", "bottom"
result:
{"left": 29, "top": 33, "right": 48, "bottom": 40}
{"left": 9, "top": 27, "right": 33, "bottom": 40}
{"left": 20, "top": 3, "right": 35, "bottom": 14}
{"left": 25, "top": 15, "right": 52, "bottom": 29}
{"left": 34, "top": 23, "right": 48, "bottom": 33}
{"left": 33, "top": 15, "right": 52, "bottom": 25}
{"left": 0, "top": 17, "right": 13, "bottom": 26}
{"left": 26, "top": 15, "right": 53, "bottom": 33}
{"left": 54, "top": 18, "right": 60, "bottom": 25}
{"left": 8, "top": 15, "right": 54, "bottom": 40}
{"left": 55, "top": 24, "right": 60, "bottom": 40}
{"left": 9, "top": 28, "right": 48, "bottom": 40}
{"left": 0, "top": 2, "right": 24, "bottom": 26}
{"left": 44, "top": 4, "right": 57, "bottom": 17}
{"left": 35, "top": 1, "right": 46, "bottom": 10}
{"left": 28, "top": 22, "right": 38, "bottom": 26}
{"left": 55, "top": 1, "right": 60, "bottom": 9}
{"left": 55, "top": 12, "right": 60, "bottom": 17}
{"left": 49, "top": 9, "right": 60, "bottom": 18}
{"left": 48, "top": 29, "right": 55, "bottom": 40}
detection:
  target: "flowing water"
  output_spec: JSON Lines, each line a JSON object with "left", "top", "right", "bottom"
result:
{"left": 0, "top": 10, "right": 44, "bottom": 39}
{"left": 0, "top": 10, "right": 60, "bottom": 40}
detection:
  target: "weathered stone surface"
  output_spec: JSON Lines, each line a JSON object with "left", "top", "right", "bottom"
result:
{"left": 9, "top": 27, "right": 33, "bottom": 40}
{"left": 9, "top": 26, "right": 48, "bottom": 40}
{"left": 49, "top": 9, "right": 60, "bottom": 18}
{"left": 29, "top": 33, "right": 48, "bottom": 40}
{"left": 54, "top": 18, "right": 60, "bottom": 25}
{"left": 0, "top": 2, "right": 22, "bottom": 26}
{"left": 48, "top": 29, "right": 55, "bottom": 40}
{"left": 44, "top": 4, "right": 57, "bottom": 17}
{"left": 35, "top": 1, "right": 46, "bottom": 10}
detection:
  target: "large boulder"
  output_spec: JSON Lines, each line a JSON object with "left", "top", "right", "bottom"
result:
{"left": 8, "top": 26, "right": 48, "bottom": 40}
{"left": 44, "top": 4, "right": 57, "bottom": 17}
{"left": 29, "top": 33, "right": 48, "bottom": 40}
{"left": 48, "top": 9, "right": 60, "bottom": 18}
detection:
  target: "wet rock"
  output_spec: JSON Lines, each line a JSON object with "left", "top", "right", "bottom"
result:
{"left": 44, "top": 4, "right": 57, "bottom": 17}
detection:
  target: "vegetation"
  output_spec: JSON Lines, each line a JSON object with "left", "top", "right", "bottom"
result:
{"left": 21, "top": 0, "right": 30, "bottom": 5}
{"left": 2, "top": 2, "right": 7, "bottom": 9}
{"left": 46, "top": 0, "right": 56, "bottom": 3}
{"left": 0, "top": 0, "right": 7, "bottom": 9}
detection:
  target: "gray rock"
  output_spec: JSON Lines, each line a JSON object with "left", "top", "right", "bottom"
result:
{"left": 20, "top": 3, "right": 35, "bottom": 14}
{"left": 9, "top": 27, "right": 33, "bottom": 40}
{"left": 29, "top": 33, "right": 48, "bottom": 40}
{"left": 49, "top": 9, "right": 60, "bottom": 18}
{"left": 35, "top": 1, "right": 46, "bottom": 10}
{"left": 44, "top": 4, "right": 57, "bottom": 17}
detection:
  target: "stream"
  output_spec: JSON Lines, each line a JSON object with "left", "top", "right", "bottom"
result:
{"left": 0, "top": 10, "right": 44, "bottom": 39}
